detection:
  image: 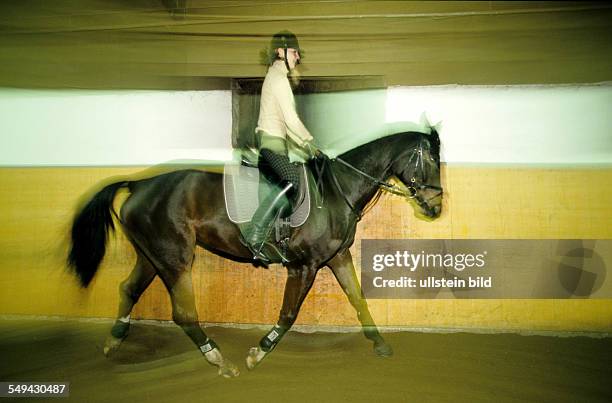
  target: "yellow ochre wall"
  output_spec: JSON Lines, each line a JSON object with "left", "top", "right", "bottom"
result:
{"left": 0, "top": 165, "right": 611, "bottom": 332}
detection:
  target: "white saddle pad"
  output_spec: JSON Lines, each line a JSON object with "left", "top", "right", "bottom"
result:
{"left": 223, "top": 163, "right": 310, "bottom": 227}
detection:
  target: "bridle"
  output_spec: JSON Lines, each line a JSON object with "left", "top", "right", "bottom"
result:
{"left": 403, "top": 140, "right": 444, "bottom": 201}
{"left": 322, "top": 141, "right": 443, "bottom": 219}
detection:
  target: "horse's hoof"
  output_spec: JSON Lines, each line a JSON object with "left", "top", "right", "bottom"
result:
{"left": 103, "top": 335, "right": 124, "bottom": 357}
{"left": 202, "top": 348, "right": 239, "bottom": 377}
{"left": 374, "top": 341, "right": 393, "bottom": 357}
{"left": 246, "top": 346, "right": 267, "bottom": 370}
{"left": 218, "top": 361, "right": 240, "bottom": 378}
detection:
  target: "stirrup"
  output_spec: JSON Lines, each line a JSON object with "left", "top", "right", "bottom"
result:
{"left": 251, "top": 245, "right": 273, "bottom": 266}
{"left": 250, "top": 241, "right": 290, "bottom": 265}
{"left": 239, "top": 233, "right": 271, "bottom": 267}
{"left": 241, "top": 234, "right": 290, "bottom": 265}
{"left": 260, "top": 241, "right": 291, "bottom": 264}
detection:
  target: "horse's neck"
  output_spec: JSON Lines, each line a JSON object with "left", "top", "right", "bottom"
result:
{"left": 330, "top": 140, "right": 396, "bottom": 215}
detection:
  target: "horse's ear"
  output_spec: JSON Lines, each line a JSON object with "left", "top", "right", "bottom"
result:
{"left": 428, "top": 128, "right": 440, "bottom": 161}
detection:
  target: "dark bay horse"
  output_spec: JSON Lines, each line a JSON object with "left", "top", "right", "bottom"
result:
{"left": 68, "top": 129, "right": 443, "bottom": 377}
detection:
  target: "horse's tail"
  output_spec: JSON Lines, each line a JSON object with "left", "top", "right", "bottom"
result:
{"left": 68, "top": 180, "right": 129, "bottom": 287}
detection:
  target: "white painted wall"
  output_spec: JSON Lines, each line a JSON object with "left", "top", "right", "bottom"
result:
{"left": 0, "top": 88, "right": 232, "bottom": 166}
{"left": 385, "top": 85, "right": 612, "bottom": 165}
{"left": 1, "top": 85, "right": 610, "bottom": 166}
{"left": 302, "top": 84, "right": 612, "bottom": 165}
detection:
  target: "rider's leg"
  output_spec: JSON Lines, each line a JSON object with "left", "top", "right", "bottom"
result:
{"left": 244, "top": 146, "right": 300, "bottom": 263}
{"left": 245, "top": 182, "right": 293, "bottom": 261}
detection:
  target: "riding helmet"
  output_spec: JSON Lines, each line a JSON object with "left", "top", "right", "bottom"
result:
{"left": 261, "top": 30, "right": 304, "bottom": 65}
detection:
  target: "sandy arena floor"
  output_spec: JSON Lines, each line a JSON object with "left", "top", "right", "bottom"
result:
{"left": 0, "top": 319, "right": 610, "bottom": 402}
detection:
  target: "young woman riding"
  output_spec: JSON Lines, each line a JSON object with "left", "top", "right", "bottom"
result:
{"left": 244, "top": 30, "right": 319, "bottom": 264}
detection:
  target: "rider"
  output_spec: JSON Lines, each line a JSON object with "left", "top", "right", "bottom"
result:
{"left": 244, "top": 30, "right": 318, "bottom": 264}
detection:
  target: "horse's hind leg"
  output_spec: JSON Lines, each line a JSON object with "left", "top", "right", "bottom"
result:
{"left": 157, "top": 257, "right": 240, "bottom": 378}
{"left": 104, "top": 253, "right": 156, "bottom": 356}
{"left": 327, "top": 249, "right": 393, "bottom": 357}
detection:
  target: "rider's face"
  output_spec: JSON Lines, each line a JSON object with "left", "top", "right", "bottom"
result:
{"left": 277, "top": 48, "right": 300, "bottom": 70}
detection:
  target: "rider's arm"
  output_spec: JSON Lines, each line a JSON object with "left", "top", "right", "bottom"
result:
{"left": 273, "top": 78, "right": 314, "bottom": 147}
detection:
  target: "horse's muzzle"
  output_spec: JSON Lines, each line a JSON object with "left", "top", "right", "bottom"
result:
{"left": 424, "top": 204, "right": 442, "bottom": 218}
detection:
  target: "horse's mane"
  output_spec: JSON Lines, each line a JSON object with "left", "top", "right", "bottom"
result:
{"left": 338, "top": 129, "right": 440, "bottom": 162}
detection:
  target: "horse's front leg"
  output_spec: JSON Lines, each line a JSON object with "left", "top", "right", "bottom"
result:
{"left": 246, "top": 265, "right": 317, "bottom": 370}
{"left": 328, "top": 249, "right": 393, "bottom": 357}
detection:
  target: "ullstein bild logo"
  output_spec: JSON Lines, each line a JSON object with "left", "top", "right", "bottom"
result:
{"left": 360, "top": 240, "right": 611, "bottom": 299}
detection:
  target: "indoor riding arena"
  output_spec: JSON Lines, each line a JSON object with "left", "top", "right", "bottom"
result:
{"left": 1, "top": 2, "right": 611, "bottom": 402}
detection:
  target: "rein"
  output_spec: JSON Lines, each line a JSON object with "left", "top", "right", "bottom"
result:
{"left": 321, "top": 142, "right": 443, "bottom": 219}
{"left": 334, "top": 157, "right": 412, "bottom": 197}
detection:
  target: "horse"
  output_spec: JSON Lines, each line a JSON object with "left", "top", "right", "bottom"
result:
{"left": 67, "top": 129, "right": 443, "bottom": 378}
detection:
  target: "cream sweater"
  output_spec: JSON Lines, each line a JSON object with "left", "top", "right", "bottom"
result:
{"left": 256, "top": 60, "right": 313, "bottom": 147}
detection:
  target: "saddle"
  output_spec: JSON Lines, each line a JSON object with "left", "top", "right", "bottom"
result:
{"left": 223, "top": 149, "right": 312, "bottom": 246}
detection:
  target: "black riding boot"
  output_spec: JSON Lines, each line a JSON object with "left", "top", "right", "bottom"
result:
{"left": 245, "top": 183, "right": 293, "bottom": 264}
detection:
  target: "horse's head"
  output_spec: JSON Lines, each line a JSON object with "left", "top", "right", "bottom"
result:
{"left": 391, "top": 130, "right": 443, "bottom": 219}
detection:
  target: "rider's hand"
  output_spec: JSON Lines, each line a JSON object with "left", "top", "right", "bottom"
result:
{"left": 304, "top": 141, "right": 320, "bottom": 159}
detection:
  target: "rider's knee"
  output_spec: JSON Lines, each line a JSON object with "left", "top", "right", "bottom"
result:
{"left": 281, "top": 180, "right": 299, "bottom": 203}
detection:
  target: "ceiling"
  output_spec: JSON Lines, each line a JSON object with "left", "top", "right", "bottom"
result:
{"left": 1, "top": 1, "right": 611, "bottom": 90}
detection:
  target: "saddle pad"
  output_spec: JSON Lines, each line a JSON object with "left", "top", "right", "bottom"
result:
{"left": 223, "top": 163, "right": 310, "bottom": 227}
